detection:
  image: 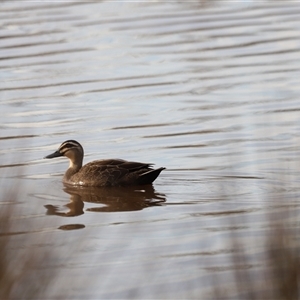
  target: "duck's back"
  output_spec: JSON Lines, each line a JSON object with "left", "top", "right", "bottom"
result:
{"left": 67, "top": 159, "right": 164, "bottom": 187}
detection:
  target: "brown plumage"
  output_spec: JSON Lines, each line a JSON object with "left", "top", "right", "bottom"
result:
{"left": 44, "top": 140, "right": 165, "bottom": 187}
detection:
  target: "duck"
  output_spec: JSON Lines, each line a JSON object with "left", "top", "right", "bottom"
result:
{"left": 44, "top": 140, "right": 165, "bottom": 187}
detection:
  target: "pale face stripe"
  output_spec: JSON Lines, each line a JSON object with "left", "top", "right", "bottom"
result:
{"left": 59, "top": 141, "right": 83, "bottom": 155}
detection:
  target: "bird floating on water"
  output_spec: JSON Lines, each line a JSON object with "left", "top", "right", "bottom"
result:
{"left": 44, "top": 140, "right": 165, "bottom": 187}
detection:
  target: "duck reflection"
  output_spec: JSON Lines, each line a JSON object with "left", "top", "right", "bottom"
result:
{"left": 45, "top": 185, "right": 166, "bottom": 217}
{"left": 45, "top": 192, "right": 84, "bottom": 217}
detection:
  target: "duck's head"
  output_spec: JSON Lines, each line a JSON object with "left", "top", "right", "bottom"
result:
{"left": 44, "top": 140, "right": 84, "bottom": 167}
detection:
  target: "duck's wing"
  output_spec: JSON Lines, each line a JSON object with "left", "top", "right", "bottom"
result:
{"left": 85, "top": 159, "right": 126, "bottom": 166}
{"left": 77, "top": 159, "right": 162, "bottom": 186}
{"left": 86, "top": 159, "right": 152, "bottom": 168}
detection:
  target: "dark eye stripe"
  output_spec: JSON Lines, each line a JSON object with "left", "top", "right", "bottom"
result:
{"left": 59, "top": 141, "right": 83, "bottom": 155}
{"left": 60, "top": 142, "right": 78, "bottom": 150}
{"left": 60, "top": 148, "right": 71, "bottom": 155}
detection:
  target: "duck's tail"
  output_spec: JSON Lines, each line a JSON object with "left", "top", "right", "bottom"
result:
{"left": 137, "top": 167, "right": 165, "bottom": 185}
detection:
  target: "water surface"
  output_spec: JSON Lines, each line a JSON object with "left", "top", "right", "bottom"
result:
{"left": 1, "top": 1, "right": 300, "bottom": 299}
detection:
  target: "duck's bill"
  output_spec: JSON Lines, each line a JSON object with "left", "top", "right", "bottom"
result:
{"left": 44, "top": 151, "right": 63, "bottom": 159}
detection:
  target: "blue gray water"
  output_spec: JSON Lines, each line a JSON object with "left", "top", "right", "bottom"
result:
{"left": 1, "top": 1, "right": 300, "bottom": 298}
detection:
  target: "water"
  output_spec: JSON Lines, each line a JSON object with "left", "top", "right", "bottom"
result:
{"left": 1, "top": 1, "right": 300, "bottom": 298}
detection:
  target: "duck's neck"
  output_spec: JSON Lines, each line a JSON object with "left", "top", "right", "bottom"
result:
{"left": 64, "top": 160, "right": 82, "bottom": 182}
